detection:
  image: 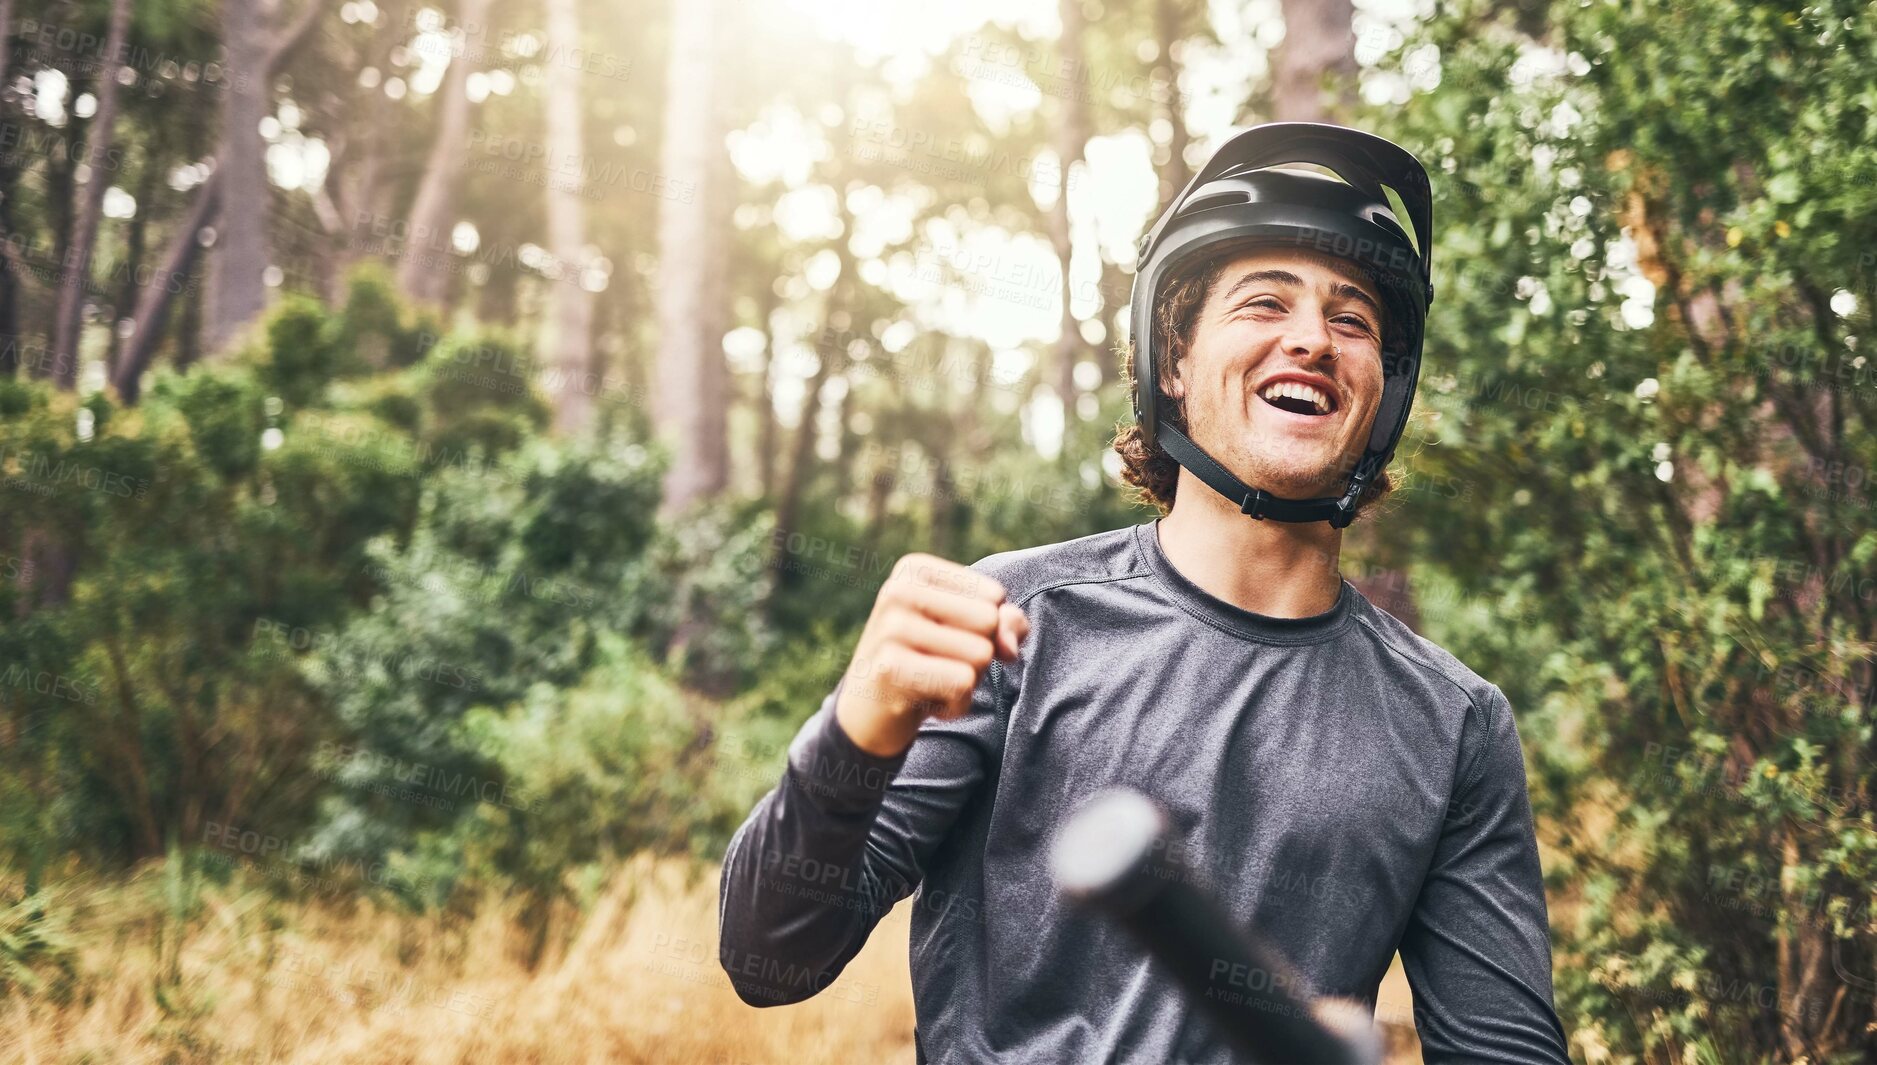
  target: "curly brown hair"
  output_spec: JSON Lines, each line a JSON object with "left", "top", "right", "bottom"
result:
{"left": 1109, "top": 248, "right": 1397, "bottom": 520}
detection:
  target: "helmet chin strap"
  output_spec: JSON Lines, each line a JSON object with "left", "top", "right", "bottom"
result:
{"left": 1153, "top": 342, "right": 1372, "bottom": 529}
{"left": 1154, "top": 417, "right": 1365, "bottom": 529}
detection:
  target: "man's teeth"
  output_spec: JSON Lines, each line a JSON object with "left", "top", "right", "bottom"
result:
{"left": 1260, "top": 380, "right": 1331, "bottom": 414}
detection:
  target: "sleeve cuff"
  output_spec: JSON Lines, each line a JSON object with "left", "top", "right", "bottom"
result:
{"left": 785, "top": 681, "right": 909, "bottom": 815}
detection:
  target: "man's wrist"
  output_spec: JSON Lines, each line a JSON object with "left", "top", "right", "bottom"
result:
{"left": 834, "top": 688, "right": 918, "bottom": 758}
{"left": 786, "top": 696, "right": 909, "bottom": 814}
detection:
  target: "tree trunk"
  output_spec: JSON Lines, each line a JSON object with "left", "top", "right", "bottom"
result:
{"left": 653, "top": 0, "right": 729, "bottom": 515}
{"left": 1153, "top": 0, "right": 1193, "bottom": 206}
{"left": 1273, "top": 0, "right": 1356, "bottom": 122}
{"left": 929, "top": 445, "right": 959, "bottom": 558}
{"left": 324, "top": 3, "right": 404, "bottom": 291}
{"left": 0, "top": 126, "right": 17, "bottom": 374}
{"left": 0, "top": 0, "right": 13, "bottom": 92}
{"left": 111, "top": 1, "right": 322, "bottom": 400}
{"left": 395, "top": 0, "right": 492, "bottom": 307}
{"left": 0, "top": 156, "right": 16, "bottom": 377}
{"left": 1050, "top": 0, "right": 1090, "bottom": 406}
{"left": 541, "top": 0, "right": 595, "bottom": 437}
{"left": 772, "top": 206, "right": 859, "bottom": 556}
{"left": 32, "top": 68, "right": 81, "bottom": 382}
{"left": 106, "top": 165, "right": 158, "bottom": 378}
{"left": 756, "top": 285, "right": 780, "bottom": 497}
{"left": 50, "top": 0, "right": 131, "bottom": 390}
{"left": 1777, "top": 827, "right": 1841, "bottom": 1057}
{"left": 205, "top": 0, "right": 273, "bottom": 353}
{"left": 860, "top": 443, "right": 895, "bottom": 552}
{"left": 0, "top": 0, "right": 14, "bottom": 375}
{"left": 830, "top": 381, "right": 854, "bottom": 499}
{"left": 771, "top": 353, "right": 834, "bottom": 569}
{"left": 177, "top": 270, "right": 203, "bottom": 370}
{"left": 112, "top": 174, "right": 221, "bottom": 403}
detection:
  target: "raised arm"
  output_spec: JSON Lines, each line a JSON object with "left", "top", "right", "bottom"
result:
{"left": 1400, "top": 684, "right": 1571, "bottom": 1063}
{"left": 717, "top": 554, "right": 1026, "bottom": 1006}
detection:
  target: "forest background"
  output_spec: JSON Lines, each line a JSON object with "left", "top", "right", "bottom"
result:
{"left": 1, "top": 0, "right": 1875, "bottom": 1061}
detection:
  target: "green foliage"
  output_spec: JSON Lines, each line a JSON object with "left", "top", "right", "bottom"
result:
{"left": 257, "top": 297, "right": 347, "bottom": 408}
{"left": 0, "top": 888, "right": 77, "bottom": 1001}
{"left": 446, "top": 634, "right": 731, "bottom": 902}
{"left": 638, "top": 498, "right": 781, "bottom": 695}
{"left": 301, "top": 438, "right": 666, "bottom": 870}
{"left": 1370, "top": 0, "right": 1877, "bottom": 1056}
{"left": 334, "top": 265, "right": 443, "bottom": 373}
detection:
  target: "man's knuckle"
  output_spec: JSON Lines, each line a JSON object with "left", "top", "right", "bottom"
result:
{"left": 963, "top": 635, "right": 995, "bottom": 669}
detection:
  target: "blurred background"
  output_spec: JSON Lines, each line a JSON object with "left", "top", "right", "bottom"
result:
{"left": 0, "top": 0, "right": 1873, "bottom": 1061}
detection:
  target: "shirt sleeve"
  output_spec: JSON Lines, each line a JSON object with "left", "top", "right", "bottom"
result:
{"left": 716, "top": 658, "right": 1009, "bottom": 1007}
{"left": 1399, "top": 684, "right": 1572, "bottom": 1063}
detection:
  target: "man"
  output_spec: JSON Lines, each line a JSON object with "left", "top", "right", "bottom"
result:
{"left": 718, "top": 122, "right": 1571, "bottom": 1064}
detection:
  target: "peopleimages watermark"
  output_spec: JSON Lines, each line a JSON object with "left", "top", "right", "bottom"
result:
{"left": 252, "top": 618, "right": 484, "bottom": 693}
{"left": 1704, "top": 861, "right": 1876, "bottom": 929}
{"left": 464, "top": 128, "right": 694, "bottom": 204}
{"left": 0, "top": 443, "right": 153, "bottom": 500}
{"left": 646, "top": 932, "right": 882, "bottom": 1006}
{"left": 396, "top": 8, "right": 634, "bottom": 83}
{"left": 751, "top": 839, "right": 989, "bottom": 928}
{"left": 269, "top": 949, "right": 497, "bottom": 1021}
{"left": 0, "top": 663, "right": 99, "bottom": 705}
{"left": 292, "top": 411, "right": 531, "bottom": 491}
{"left": 847, "top": 119, "right": 1072, "bottom": 191}
{"left": 357, "top": 553, "right": 601, "bottom": 613}
{"left": 417, "top": 331, "right": 650, "bottom": 406}
{"left": 768, "top": 527, "right": 896, "bottom": 592}
{"left": 1609, "top": 962, "right": 1827, "bottom": 1027}
{"left": 200, "top": 820, "right": 437, "bottom": 897}
{"left": 852, "top": 440, "right": 1080, "bottom": 516}
{"left": 346, "top": 210, "right": 595, "bottom": 289}
{"left": 951, "top": 34, "right": 1191, "bottom": 111}
{"left": 313, "top": 741, "right": 538, "bottom": 814}
{"left": 15, "top": 17, "right": 252, "bottom": 92}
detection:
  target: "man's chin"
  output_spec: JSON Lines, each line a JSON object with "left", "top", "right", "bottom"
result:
{"left": 1227, "top": 468, "right": 1341, "bottom": 501}
{"left": 1234, "top": 447, "right": 1349, "bottom": 499}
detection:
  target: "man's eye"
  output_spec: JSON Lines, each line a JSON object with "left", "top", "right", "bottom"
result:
{"left": 1241, "top": 297, "right": 1283, "bottom": 312}
{"left": 1334, "top": 315, "right": 1375, "bottom": 334}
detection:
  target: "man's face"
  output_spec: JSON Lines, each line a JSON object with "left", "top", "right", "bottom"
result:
{"left": 1165, "top": 246, "right": 1387, "bottom": 502}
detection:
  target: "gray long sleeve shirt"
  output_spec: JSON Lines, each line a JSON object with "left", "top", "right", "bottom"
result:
{"left": 718, "top": 520, "right": 1570, "bottom": 1064}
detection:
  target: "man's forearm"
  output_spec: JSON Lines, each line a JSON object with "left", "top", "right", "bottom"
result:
{"left": 717, "top": 700, "right": 912, "bottom": 1006}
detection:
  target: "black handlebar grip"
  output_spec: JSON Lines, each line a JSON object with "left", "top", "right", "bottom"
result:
{"left": 1051, "top": 788, "right": 1379, "bottom": 1065}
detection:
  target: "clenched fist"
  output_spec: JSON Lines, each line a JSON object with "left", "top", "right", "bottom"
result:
{"left": 834, "top": 553, "right": 1030, "bottom": 757}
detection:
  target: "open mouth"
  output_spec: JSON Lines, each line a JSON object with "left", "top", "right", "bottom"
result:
{"left": 1257, "top": 379, "right": 1337, "bottom": 417}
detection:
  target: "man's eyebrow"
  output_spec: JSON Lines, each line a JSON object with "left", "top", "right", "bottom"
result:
{"left": 1218, "top": 269, "right": 1383, "bottom": 320}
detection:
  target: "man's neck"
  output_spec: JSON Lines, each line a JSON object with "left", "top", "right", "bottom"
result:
{"left": 1156, "top": 468, "right": 1344, "bottom": 619}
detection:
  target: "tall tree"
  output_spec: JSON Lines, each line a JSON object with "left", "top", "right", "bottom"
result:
{"left": 49, "top": 0, "right": 132, "bottom": 389}
{"left": 771, "top": 200, "right": 859, "bottom": 564}
{"left": 205, "top": 0, "right": 273, "bottom": 352}
{"left": 1152, "top": 0, "right": 1194, "bottom": 205}
{"left": 112, "top": 0, "right": 322, "bottom": 401}
{"left": 0, "top": 0, "right": 19, "bottom": 376}
{"left": 396, "top": 0, "right": 492, "bottom": 306}
{"left": 541, "top": 0, "right": 594, "bottom": 436}
{"left": 1049, "top": 0, "right": 1091, "bottom": 405}
{"left": 653, "top": 0, "right": 729, "bottom": 513}
{"left": 1273, "top": 0, "right": 1356, "bottom": 122}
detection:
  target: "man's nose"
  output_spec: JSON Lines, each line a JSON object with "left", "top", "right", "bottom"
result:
{"left": 1280, "top": 309, "right": 1336, "bottom": 359}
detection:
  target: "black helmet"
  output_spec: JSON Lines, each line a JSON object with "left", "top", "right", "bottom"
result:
{"left": 1128, "top": 122, "right": 1435, "bottom": 529}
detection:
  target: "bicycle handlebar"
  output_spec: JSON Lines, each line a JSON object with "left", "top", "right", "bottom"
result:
{"left": 1050, "top": 788, "right": 1383, "bottom": 1065}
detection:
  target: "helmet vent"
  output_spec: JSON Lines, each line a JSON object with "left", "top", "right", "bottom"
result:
{"left": 1377, "top": 183, "right": 1422, "bottom": 256}
{"left": 1182, "top": 190, "right": 1250, "bottom": 215}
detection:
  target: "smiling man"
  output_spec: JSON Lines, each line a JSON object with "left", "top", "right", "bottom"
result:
{"left": 718, "top": 123, "right": 1571, "bottom": 1064}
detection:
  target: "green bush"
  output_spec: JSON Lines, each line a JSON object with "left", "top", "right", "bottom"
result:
{"left": 1375, "top": 0, "right": 1877, "bottom": 1056}
{"left": 302, "top": 437, "right": 669, "bottom": 884}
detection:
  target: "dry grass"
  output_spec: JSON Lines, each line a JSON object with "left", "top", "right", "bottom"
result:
{"left": 2, "top": 856, "right": 1421, "bottom": 1064}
